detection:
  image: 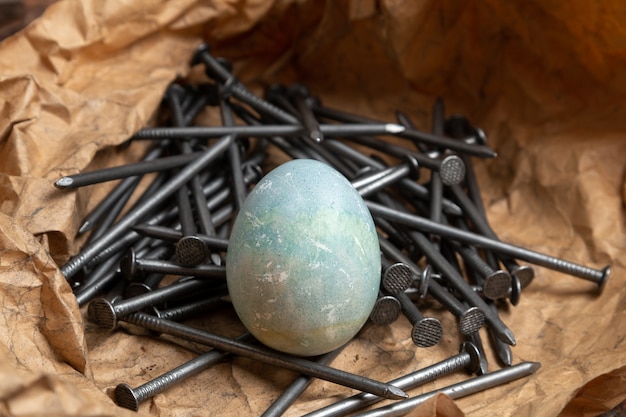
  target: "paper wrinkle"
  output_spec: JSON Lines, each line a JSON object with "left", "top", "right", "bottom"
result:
{"left": 1, "top": 1, "right": 626, "bottom": 417}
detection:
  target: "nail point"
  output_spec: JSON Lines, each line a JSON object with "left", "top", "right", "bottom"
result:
{"left": 55, "top": 177, "right": 74, "bottom": 189}
{"left": 386, "top": 385, "right": 409, "bottom": 400}
{"left": 385, "top": 123, "right": 406, "bottom": 134}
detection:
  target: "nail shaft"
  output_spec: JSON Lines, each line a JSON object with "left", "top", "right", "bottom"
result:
{"left": 55, "top": 151, "right": 203, "bottom": 188}
{"left": 366, "top": 200, "right": 611, "bottom": 289}
{"left": 115, "top": 333, "right": 253, "bottom": 411}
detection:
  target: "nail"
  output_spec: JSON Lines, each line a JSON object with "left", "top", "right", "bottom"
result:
{"left": 366, "top": 200, "right": 611, "bottom": 293}
{"left": 87, "top": 278, "right": 211, "bottom": 330}
{"left": 453, "top": 243, "right": 512, "bottom": 300}
{"left": 173, "top": 183, "right": 210, "bottom": 266}
{"left": 182, "top": 83, "right": 220, "bottom": 127}
{"left": 120, "top": 249, "right": 226, "bottom": 281}
{"left": 288, "top": 83, "right": 324, "bottom": 143}
{"left": 166, "top": 84, "right": 222, "bottom": 244}
{"left": 300, "top": 342, "right": 481, "bottom": 417}
{"left": 394, "top": 292, "right": 442, "bottom": 348}
{"left": 131, "top": 224, "right": 229, "bottom": 251}
{"left": 55, "top": 149, "right": 203, "bottom": 189}
{"left": 166, "top": 85, "right": 214, "bottom": 267}
{"left": 427, "top": 98, "right": 445, "bottom": 233}
{"left": 115, "top": 333, "right": 253, "bottom": 411}
{"left": 352, "top": 156, "right": 420, "bottom": 198}
{"left": 448, "top": 183, "right": 536, "bottom": 292}
{"left": 61, "top": 134, "right": 234, "bottom": 279}
{"left": 509, "top": 274, "right": 522, "bottom": 306}
{"left": 452, "top": 219, "right": 519, "bottom": 304}
{"left": 219, "top": 91, "right": 248, "bottom": 212}
{"left": 123, "top": 312, "right": 409, "bottom": 400}
{"left": 350, "top": 361, "right": 541, "bottom": 417}
{"left": 192, "top": 44, "right": 301, "bottom": 125}
{"left": 132, "top": 123, "right": 406, "bottom": 141}
{"left": 311, "top": 102, "right": 497, "bottom": 158}
{"left": 395, "top": 110, "right": 429, "bottom": 153}
{"left": 485, "top": 302, "right": 513, "bottom": 366}
{"left": 509, "top": 263, "right": 535, "bottom": 290}
{"left": 463, "top": 330, "right": 489, "bottom": 375}
{"left": 374, "top": 216, "right": 420, "bottom": 260}
{"left": 264, "top": 84, "right": 300, "bottom": 117}
{"left": 443, "top": 114, "right": 488, "bottom": 206}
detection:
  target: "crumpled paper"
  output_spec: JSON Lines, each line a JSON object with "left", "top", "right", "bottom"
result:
{"left": 1, "top": 1, "right": 625, "bottom": 416}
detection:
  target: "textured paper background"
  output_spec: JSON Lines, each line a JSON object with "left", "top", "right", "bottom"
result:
{"left": 0, "top": 1, "right": 625, "bottom": 416}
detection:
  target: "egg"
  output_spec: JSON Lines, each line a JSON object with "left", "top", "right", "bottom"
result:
{"left": 226, "top": 159, "right": 381, "bottom": 356}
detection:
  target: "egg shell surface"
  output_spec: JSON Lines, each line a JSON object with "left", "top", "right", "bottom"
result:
{"left": 226, "top": 159, "right": 381, "bottom": 356}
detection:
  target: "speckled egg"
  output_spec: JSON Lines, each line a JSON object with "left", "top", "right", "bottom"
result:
{"left": 226, "top": 159, "right": 381, "bottom": 356}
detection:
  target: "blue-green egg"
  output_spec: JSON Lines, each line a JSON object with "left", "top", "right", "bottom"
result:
{"left": 226, "top": 159, "right": 381, "bottom": 356}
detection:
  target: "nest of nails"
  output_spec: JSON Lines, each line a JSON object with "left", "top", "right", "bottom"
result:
{"left": 56, "top": 44, "right": 610, "bottom": 416}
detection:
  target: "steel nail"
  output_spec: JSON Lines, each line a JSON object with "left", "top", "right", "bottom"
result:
{"left": 192, "top": 44, "right": 301, "bottom": 125}
{"left": 55, "top": 149, "right": 203, "bottom": 189}
{"left": 132, "top": 123, "right": 407, "bottom": 141}
{"left": 485, "top": 302, "right": 513, "bottom": 366}
{"left": 454, "top": 243, "right": 512, "bottom": 300}
{"left": 311, "top": 102, "right": 497, "bottom": 158}
{"left": 122, "top": 312, "right": 409, "bottom": 400}
{"left": 300, "top": 342, "right": 482, "bottom": 417}
{"left": 132, "top": 224, "right": 229, "bottom": 251}
{"left": 287, "top": 83, "right": 324, "bottom": 143}
{"left": 366, "top": 200, "right": 611, "bottom": 293}
{"left": 350, "top": 361, "right": 541, "bottom": 417}
{"left": 394, "top": 292, "right": 442, "bottom": 348}
{"left": 87, "top": 278, "right": 211, "bottom": 330}
{"left": 114, "top": 333, "right": 253, "bottom": 411}
{"left": 352, "top": 156, "right": 420, "bottom": 198}
{"left": 120, "top": 250, "right": 226, "bottom": 281}
{"left": 463, "top": 330, "right": 489, "bottom": 375}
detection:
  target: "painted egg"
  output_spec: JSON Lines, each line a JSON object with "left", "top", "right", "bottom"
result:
{"left": 226, "top": 159, "right": 381, "bottom": 356}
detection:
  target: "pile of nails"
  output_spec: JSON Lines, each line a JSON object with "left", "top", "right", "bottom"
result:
{"left": 56, "top": 43, "right": 611, "bottom": 416}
